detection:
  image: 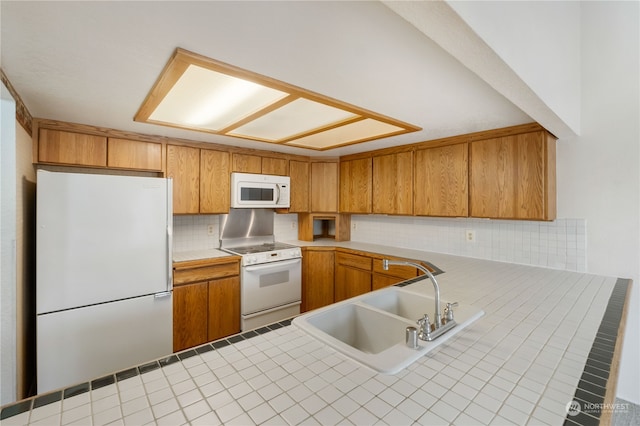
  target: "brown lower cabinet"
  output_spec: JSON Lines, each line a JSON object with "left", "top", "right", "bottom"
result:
{"left": 334, "top": 252, "right": 372, "bottom": 302}
{"left": 173, "top": 257, "right": 240, "bottom": 352}
{"left": 173, "top": 282, "right": 208, "bottom": 352}
{"left": 301, "top": 248, "right": 335, "bottom": 312}
{"left": 301, "top": 248, "right": 424, "bottom": 311}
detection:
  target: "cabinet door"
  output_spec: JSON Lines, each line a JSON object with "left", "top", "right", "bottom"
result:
{"left": 339, "top": 158, "right": 372, "bottom": 213}
{"left": 334, "top": 253, "right": 371, "bottom": 302}
{"left": 414, "top": 144, "right": 468, "bottom": 217}
{"left": 208, "top": 276, "right": 240, "bottom": 341}
{"left": 289, "top": 160, "right": 310, "bottom": 212}
{"left": 173, "top": 282, "right": 208, "bottom": 352}
{"left": 311, "top": 162, "right": 338, "bottom": 212}
{"left": 302, "top": 250, "right": 335, "bottom": 312}
{"left": 38, "top": 129, "right": 107, "bottom": 167}
{"left": 107, "top": 138, "right": 162, "bottom": 171}
{"left": 166, "top": 145, "right": 200, "bottom": 214}
{"left": 334, "top": 265, "right": 371, "bottom": 302}
{"left": 262, "top": 157, "right": 288, "bottom": 176}
{"left": 232, "top": 153, "right": 262, "bottom": 173}
{"left": 372, "top": 152, "right": 413, "bottom": 215}
{"left": 372, "top": 274, "right": 402, "bottom": 291}
{"left": 200, "top": 149, "right": 230, "bottom": 213}
{"left": 469, "top": 131, "right": 554, "bottom": 220}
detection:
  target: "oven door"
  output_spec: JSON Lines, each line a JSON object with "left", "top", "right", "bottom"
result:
{"left": 241, "top": 258, "right": 302, "bottom": 315}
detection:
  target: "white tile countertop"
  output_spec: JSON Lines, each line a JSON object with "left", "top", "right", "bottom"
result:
{"left": 1, "top": 249, "right": 628, "bottom": 425}
{"left": 173, "top": 248, "right": 232, "bottom": 263}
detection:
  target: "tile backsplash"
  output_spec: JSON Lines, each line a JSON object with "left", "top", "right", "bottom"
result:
{"left": 173, "top": 213, "right": 299, "bottom": 253}
{"left": 351, "top": 216, "right": 587, "bottom": 272}
{"left": 173, "top": 213, "right": 586, "bottom": 272}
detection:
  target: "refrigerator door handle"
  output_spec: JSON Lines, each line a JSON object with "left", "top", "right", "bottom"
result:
{"left": 154, "top": 291, "right": 171, "bottom": 299}
{"left": 166, "top": 178, "right": 173, "bottom": 293}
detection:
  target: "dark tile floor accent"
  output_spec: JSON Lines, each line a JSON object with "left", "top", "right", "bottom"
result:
{"left": 564, "top": 278, "right": 630, "bottom": 426}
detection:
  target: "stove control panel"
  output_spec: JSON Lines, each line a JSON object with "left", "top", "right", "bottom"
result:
{"left": 242, "top": 247, "right": 302, "bottom": 266}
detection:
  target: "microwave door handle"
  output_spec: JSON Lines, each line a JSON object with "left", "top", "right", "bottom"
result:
{"left": 275, "top": 184, "right": 281, "bottom": 204}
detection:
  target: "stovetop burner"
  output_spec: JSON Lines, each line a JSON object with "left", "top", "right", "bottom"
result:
{"left": 224, "top": 242, "right": 297, "bottom": 256}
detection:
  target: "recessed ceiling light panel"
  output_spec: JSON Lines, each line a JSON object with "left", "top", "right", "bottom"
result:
{"left": 286, "top": 118, "right": 406, "bottom": 149}
{"left": 229, "top": 98, "right": 359, "bottom": 142}
{"left": 148, "top": 65, "right": 288, "bottom": 131}
{"left": 135, "top": 48, "right": 421, "bottom": 150}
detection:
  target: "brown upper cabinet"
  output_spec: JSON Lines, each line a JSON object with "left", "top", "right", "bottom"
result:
{"left": 339, "top": 158, "right": 372, "bottom": 214}
{"left": 231, "top": 153, "right": 262, "bottom": 173}
{"left": 34, "top": 120, "right": 556, "bottom": 222}
{"left": 38, "top": 129, "right": 107, "bottom": 167}
{"left": 107, "top": 138, "right": 162, "bottom": 171}
{"left": 372, "top": 151, "right": 413, "bottom": 215}
{"left": 167, "top": 146, "right": 231, "bottom": 215}
{"left": 232, "top": 153, "right": 288, "bottom": 176}
{"left": 469, "top": 130, "right": 556, "bottom": 220}
{"left": 414, "top": 143, "right": 468, "bottom": 217}
{"left": 261, "top": 156, "right": 289, "bottom": 176}
{"left": 289, "top": 160, "right": 310, "bottom": 212}
{"left": 166, "top": 145, "right": 200, "bottom": 214}
{"left": 37, "top": 129, "right": 162, "bottom": 171}
{"left": 311, "top": 161, "right": 338, "bottom": 212}
{"left": 200, "top": 149, "right": 231, "bottom": 214}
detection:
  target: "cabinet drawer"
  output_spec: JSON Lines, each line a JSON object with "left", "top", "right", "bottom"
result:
{"left": 372, "top": 259, "right": 418, "bottom": 280}
{"left": 336, "top": 252, "right": 372, "bottom": 271}
{"left": 174, "top": 261, "right": 239, "bottom": 285}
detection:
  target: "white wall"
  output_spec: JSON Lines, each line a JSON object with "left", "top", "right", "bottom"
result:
{"left": 440, "top": 0, "right": 640, "bottom": 405}
{"left": 447, "top": 0, "right": 581, "bottom": 135}
{"left": 1, "top": 82, "right": 18, "bottom": 404}
{"left": 558, "top": 1, "right": 639, "bottom": 404}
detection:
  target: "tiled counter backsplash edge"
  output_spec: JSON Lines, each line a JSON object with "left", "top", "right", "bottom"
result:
{"left": 174, "top": 213, "right": 586, "bottom": 273}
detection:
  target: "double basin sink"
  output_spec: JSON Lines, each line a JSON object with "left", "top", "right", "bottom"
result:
{"left": 292, "top": 284, "right": 484, "bottom": 374}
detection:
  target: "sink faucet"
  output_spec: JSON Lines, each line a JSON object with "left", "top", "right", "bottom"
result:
{"left": 383, "top": 259, "right": 442, "bottom": 328}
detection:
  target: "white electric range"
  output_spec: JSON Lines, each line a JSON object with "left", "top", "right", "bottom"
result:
{"left": 220, "top": 209, "right": 302, "bottom": 331}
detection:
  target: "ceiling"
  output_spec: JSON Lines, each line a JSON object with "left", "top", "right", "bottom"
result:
{"left": 1, "top": 1, "right": 534, "bottom": 157}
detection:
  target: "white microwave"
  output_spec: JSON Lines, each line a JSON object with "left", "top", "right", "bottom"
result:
{"left": 230, "top": 172, "right": 290, "bottom": 208}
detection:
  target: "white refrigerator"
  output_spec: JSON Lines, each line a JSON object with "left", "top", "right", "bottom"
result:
{"left": 36, "top": 170, "right": 173, "bottom": 393}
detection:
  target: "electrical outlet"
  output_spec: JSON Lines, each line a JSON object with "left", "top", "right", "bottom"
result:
{"left": 207, "top": 225, "right": 215, "bottom": 236}
{"left": 465, "top": 230, "right": 476, "bottom": 242}
{"left": 291, "top": 221, "right": 297, "bottom": 230}
{"left": 352, "top": 222, "right": 357, "bottom": 230}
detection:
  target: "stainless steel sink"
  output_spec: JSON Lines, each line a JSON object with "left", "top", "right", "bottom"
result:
{"left": 293, "top": 285, "right": 484, "bottom": 374}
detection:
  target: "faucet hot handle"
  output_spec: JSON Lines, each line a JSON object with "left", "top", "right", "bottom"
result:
{"left": 444, "top": 302, "right": 459, "bottom": 322}
{"left": 417, "top": 314, "right": 432, "bottom": 341}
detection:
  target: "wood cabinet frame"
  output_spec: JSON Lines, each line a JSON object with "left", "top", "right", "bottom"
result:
{"left": 34, "top": 119, "right": 556, "bottom": 221}
{"left": 172, "top": 257, "right": 241, "bottom": 352}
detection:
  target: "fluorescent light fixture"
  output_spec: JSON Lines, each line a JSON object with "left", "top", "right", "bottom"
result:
{"left": 136, "top": 48, "right": 420, "bottom": 150}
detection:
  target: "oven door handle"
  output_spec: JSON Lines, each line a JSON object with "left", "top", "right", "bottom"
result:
{"left": 244, "top": 258, "right": 301, "bottom": 272}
